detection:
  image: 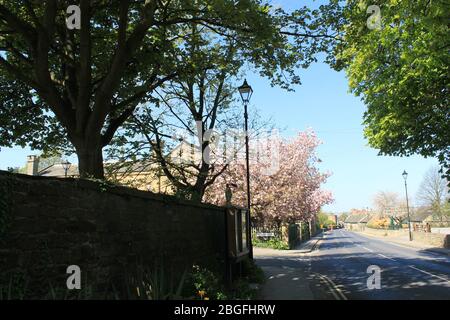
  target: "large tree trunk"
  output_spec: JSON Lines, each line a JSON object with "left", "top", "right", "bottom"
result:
{"left": 76, "top": 143, "right": 104, "bottom": 179}
{"left": 190, "top": 167, "right": 209, "bottom": 202}
{"left": 190, "top": 186, "right": 206, "bottom": 203}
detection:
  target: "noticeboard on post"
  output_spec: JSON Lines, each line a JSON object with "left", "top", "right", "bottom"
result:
{"left": 226, "top": 207, "right": 250, "bottom": 261}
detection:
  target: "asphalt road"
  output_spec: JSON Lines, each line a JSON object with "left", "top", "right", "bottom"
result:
{"left": 307, "top": 229, "right": 450, "bottom": 300}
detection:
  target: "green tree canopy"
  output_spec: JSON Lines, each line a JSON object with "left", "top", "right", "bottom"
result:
{"left": 0, "top": 1, "right": 334, "bottom": 178}
{"left": 327, "top": 0, "right": 449, "bottom": 180}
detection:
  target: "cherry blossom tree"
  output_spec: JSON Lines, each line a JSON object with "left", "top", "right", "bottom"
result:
{"left": 204, "top": 130, "right": 333, "bottom": 227}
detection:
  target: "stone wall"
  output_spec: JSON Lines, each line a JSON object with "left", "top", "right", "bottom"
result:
{"left": 412, "top": 231, "right": 450, "bottom": 249}
{"left": 362, "top": 227, "right": 407, "bottom": 238}
{"left": 360, "top": 227, "right": 449, "bottom": 249}
{"left": 0, "top": 171, "right": 227, "bottom": 298}
{"left": 344, "top": 223, "right": 367, "bottom": 232}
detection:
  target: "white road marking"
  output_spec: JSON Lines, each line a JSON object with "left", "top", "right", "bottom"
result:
{"left": 377, "top": 253, "right": 396, "bottom": 261}
{"left": 316, "top": 273, "right": 348, "bottom": 300}
{"left": 408, "top": 265, "right": 450, "bottom": 283}
{"left": 346, "top": 231, "right": 450, "bottom": 261}
{"left": 375, "top": 240, "right": 450, "bottom": 260}
{"left": 378, "top": 240, "right": 422, "bottom": 251}
{"left": 358, "top": 246, "right": 374, "bottom": 252}
{"left": 337, "top": 230, "right": 450, "bottom": 289}
{"left": 308, "top": 235, "right": 349, "bottom": 300}
{"left": 322, "top": 280, "right": 340, "bottom": 300}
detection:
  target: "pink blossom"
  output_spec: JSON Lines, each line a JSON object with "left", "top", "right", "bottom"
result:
{"left": 204, "top": 130, "right": 334, "bottom": 225}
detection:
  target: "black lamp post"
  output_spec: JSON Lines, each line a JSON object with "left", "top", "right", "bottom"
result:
{"left": 62, "top": 160, "right": 71, "bottom": 178}
{"left": 402, "top": 170, "right": 412, "bottom": 241}
{"left": 238, "top": 79, "right": 254, "bottom": 259}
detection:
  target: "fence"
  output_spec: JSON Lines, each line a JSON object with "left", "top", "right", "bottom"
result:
{"left": 252, "top": 221, "right": 312, "bottom": 249}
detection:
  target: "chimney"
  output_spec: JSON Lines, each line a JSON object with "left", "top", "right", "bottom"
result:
{"left": 26, "top": 155, "right": 40, "bottom": 176}
{"left": 151, "top": 140, "right": 165, "bottom": 160}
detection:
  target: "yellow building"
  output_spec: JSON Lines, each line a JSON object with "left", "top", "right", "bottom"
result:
{"left": 24, "top": 141, "right": 203, "bottom": 195}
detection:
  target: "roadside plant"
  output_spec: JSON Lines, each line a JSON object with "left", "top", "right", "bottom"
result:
{"left": 0, "top": 273, "right": 28, "bottom": 300}
{"left": 252, "top": 237, "right": 289, "bottom": 250}
{"left": 125, "top": 263, "right": 187, "bottom": 300}
{"left": 188, "top": 265, "right": 226, "bottom": 300}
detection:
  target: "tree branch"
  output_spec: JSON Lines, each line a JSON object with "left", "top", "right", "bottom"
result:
{"left": 76, "top": 0, "right": 93, "bottom": 136}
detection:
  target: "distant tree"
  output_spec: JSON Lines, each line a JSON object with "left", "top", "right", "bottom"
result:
{"left": 338, "top": 213, "right": 348, "bottom": 223}
{"left": 417, "top": 166, "right": 449, "bottom": 220}
{"left": 443, "top": 202, "right": 450, "bottom": 217}
{"left": 372, "top": 191, "right": 400, "bottom": 214}
{"left": 317, "top": 212, "right": 331, "bottom": 228}
{"left": 7, "top": 165, "right": 27, "bottom": 174}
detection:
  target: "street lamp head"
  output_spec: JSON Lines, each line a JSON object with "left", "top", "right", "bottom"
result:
{"left": 402, "top": 170, "right": 408, "bottom": 181}
{"left": 62, "top": 160, "right": 72, "bottom": 172}
{"left": 238, "top": 79, "right": 253, "bottom": 104}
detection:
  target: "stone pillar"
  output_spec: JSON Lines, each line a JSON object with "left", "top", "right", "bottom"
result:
{"left": 281, "top": 224, "right": 289, "bottom": 244}
{"left": 26, "top": 155, "right": 39, "bottom": 176}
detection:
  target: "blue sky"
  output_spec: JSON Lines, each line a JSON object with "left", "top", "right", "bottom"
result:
{"left": 244, "top": 61, "right": 438, "bottom": 213}
{"left": 0, "top": 0, "right": 438, "bottom": 213}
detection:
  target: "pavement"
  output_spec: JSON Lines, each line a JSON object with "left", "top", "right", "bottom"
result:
{"left": 431, "top": 228, "right": 450, "bottom": 235}
{"left": 253, "top": 246, "right": 316, "bottom": 300}
{"left": 357, "top": 230, "right": 450, "bottom": 257}
{"left": 254, "top": 229, "right": 450, "bottom": 300}
{"left": 292, "top": 233, "right": 323, "bottom": 253}
{"left": 254, "top": 232, "right": 337, "bottom": 300}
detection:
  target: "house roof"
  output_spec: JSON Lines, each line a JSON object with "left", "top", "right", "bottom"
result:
{"left": 36, "top": 141, "right": 198, "bottom": 178}
{"left": 38, "top": 160, "right": 160, "bottom": 177}
{"left": 409, "top": 208, "right": 432, "bottom": 222}
{"left": 38, "top": 164, "right": 79, "bottom": 177}
{"left": 359, "top": 214, "right": 372, "bottom": 223}
{"left": 109, "top": 160, "right": 156, "bottom": 174}
{"left": 427, "top": 215, "right": 450, "bottom": 222}
{"left": 345, "top": 213, "right": 372, "bottom": 224}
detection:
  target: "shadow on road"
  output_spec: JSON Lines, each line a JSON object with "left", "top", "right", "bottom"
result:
{"left": 309, "top": 250, "right": 450, "bottom": 300}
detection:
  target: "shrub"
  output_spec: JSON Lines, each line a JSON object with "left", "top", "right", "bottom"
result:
{"left": 183, "top": 261, "right": 265, "bottom": 300}
{"left": 367, "top": 217, "right": 390, "bottom": 229}
{"left": 253, "top": 237, "right": 289, "bottom": 250}
{"left": 185, "top": 265, "right": 226, "bottom": 300}
{"left": 124, "top": 262, "right": 187, "bottom": 300}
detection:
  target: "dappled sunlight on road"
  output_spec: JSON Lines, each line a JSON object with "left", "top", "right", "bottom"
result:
{"left": 309, "top": 229, "right": 450, "bottom": 299}
{"left": 254, "top": 229, "right": 450, "bottom": 300}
